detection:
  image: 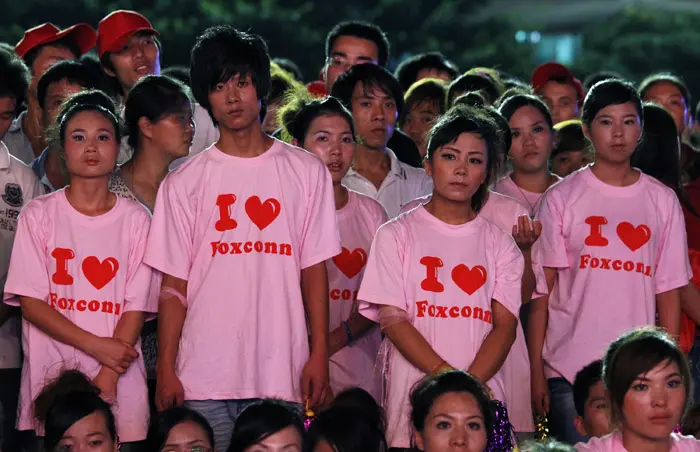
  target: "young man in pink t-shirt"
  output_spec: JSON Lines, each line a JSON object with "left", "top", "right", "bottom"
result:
{"left": 144, "top": 26, "right": 340, "bottom": 451}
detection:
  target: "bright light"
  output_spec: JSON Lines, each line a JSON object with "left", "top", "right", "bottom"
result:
{"left": 530, "top": 31, "right": 541, "bottom": 43}
{"left": 515, "top": 30, "right": 527, "bottom": 43}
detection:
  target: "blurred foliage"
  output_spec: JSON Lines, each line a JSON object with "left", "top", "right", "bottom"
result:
{"left": 2, "top": 1, "right": 700, "bottom": 102}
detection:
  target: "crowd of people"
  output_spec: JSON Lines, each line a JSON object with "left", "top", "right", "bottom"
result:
{"left": 1, "top": 8, "right": 700, "bottom": 452}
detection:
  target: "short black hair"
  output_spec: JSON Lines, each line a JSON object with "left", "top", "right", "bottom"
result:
{"left": 305, "top": 406, "right": 387, "bottom": 452}
{"left": 573, "top": 360, "right": 603, "bottom": 417}
{"left": 162, "top": 65, "right": 191, "bottom": 87}
{"left": 325, "top": 21, "right": 390, "bottom": 67}
{"left": 23, "top": 36, "right": 81, "bottom": 74}
{"left": 499, "top": 93, "right": 554, "bottom": 131}
{"left": 190, "top": 25, "right": 271, "bottom": 125}
{"left": 453, "top": 91, "right": 487, "bottom": 108}
{"left": 124, "top": 75, "right": 192, "bottom": 150}
{"left": 331, "top": 63, "right": 404, "bottom": 117}
{"left": 227, "top": 400, "right": 304, "bottom": 452}
{"left": 582, "top": 79, "right": 643, "bottom": 127}
{"left": 332, "top": 387, "right": 386, "bottom": 435}
{"left": 447, "top": 73, "right": 501, "bottom": 106}
{"left": 394, "top": 52, "right": 459, "bottom": 92}
{"left": 272, "top": 57, "right": 303, "bottom": 81}
{"left": 79, "top": 53, "right": 120, "bottom": 100}
{"left": 269, "top": 64, "right": 302, "bottom": 105}
{"left": 638, "top": 72, "right": 691, "bottom": 109}
{"left": 147, "top": 406, "right": 214, "bottom": 451}
{"left": 37, "top": 60, "right": 95, "bottom": 110}
{"left": 0, "top": 50, "right": 30, "bottom": 114}
{"left": 279, "top": 95, "right": 354, "bottom": 144}
{"left": 552, "top": 119, "right": 589, "bottom": 157}
{"left": 400, "top": 78, "right": 447, "bottom": 128}
{"left": 583, "top": 71, "right": 622, "bottom": 93}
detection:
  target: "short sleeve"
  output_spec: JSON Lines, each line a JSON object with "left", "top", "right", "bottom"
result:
{"left": 654, "top": 193, "right": 692, "bottom": 293}
{"left": 358, "top": 222, "right": 408, "bottom": 321}
{"left": 144, "top": 176, "right": 195, "bottom": 280}
{"left": 3, "top": 202, "right": 49, "bottom": 305}
{"left": 123, "top": 212, "right": 157, "bottom": 314}
{"left": 299, "top": 161, "right": 341, "bottom": 269}
{"left": 492, "top": 231, "right": 525, "bottom": 317}
{"left": 534, "top": 189, "right": 569, "bottom": 269}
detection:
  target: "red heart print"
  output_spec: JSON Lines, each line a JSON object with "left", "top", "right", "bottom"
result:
{"left": 82, "top": 256, "right": 119, "bottom": 290}
{"left": 245, "top": 196, "right": 281, "bottom": 230}
{"left": 451, "top": 265, "right": 487, "bottom": 295}
{"left": 333, "top": 247, "right": 368, "bottom": 279}
{"left": 616, "top": 222, "right": 651, "bottom": 252}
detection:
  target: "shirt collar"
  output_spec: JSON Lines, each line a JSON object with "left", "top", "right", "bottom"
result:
{"left": 346, "top": 148, "right": 407, "bottom": 180}
{"left": 0, "top": 142, "right": 10, "bottom": 170}
{"left": 7, "top": 111, "right": 26, "bottom": 134}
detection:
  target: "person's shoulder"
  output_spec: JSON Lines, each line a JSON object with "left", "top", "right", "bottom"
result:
{"left": 20, "top": 190, "right": 60, "bottom": 216}
{"left": 351, "top": 190, "right": 386, "bottom": 214}
{"left": 274, "top": 139, "right": 326, "bottom": 168}
{"left": 671, "top": 432, "right": 700, "bottom": 449}
{"left": 118, "top": 196, "right": 151, "bottom": 220}
{"left": 639, "top": 171, "right": 677, "bottom": 199}
{"left": 487, "top": 191, "right": 525, "bottom": 211}
{"left": 574, "top": 432, "right": 617, "bottom": 451}
{"left": 6, "top": 151, "right": 37, "bottom": 182}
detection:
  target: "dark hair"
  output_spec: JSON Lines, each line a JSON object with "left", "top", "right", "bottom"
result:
{"left": 227, "top": 400, "right": 304, "bottom": 452}
{"left": 124, "top": 74, "right": 192, "bottom": 150}
{"left": 520, "top": 440, "right": 576, "bottom": 452}
{"left": 581, "top": 79, "right": 643, "bottom": 127}
{"left": 162, "top": 65, "right": 191, "bottom": 87}
{"left": 325, "top": 21, "right": 390, "bottom": 67}
{"left": 269, "top": 64, "right": 302, "bottom": 105}
{"left": 552, "top": 119, "right": 590, "bottom": 157}
{"left": 394, "top": 52, "right": 459, "bottom": 92}
{"left": 448, "top": 73, "right": 501, "bottom": 106}
{"left": 499, "top": 93, "right": 554, "bottom": 133}
{"left": 273, "top": 57, "right": 303, "bottom": 81}
{"left": 410, "top": 371, "right": 493, "bottom": 438}
{"left": 681, "top": 404, "right": 700, "bottom": 437}
{"left": 332, "top": 388, "right": 386, "bottom": 435}
{"left": 504, "top": 77, "right": 531, "bottom": 92}
{"left": 33, "top": 370, "right": 117, "bottom": 452}
{"left": 147, "top": 406, "right": 215, "bottom": 451}
{"left": 331, "top": 63, "right": 405, "bottom": 117}
{"left": 484, "top": 106, "right": 512, "bottom": 159}
{"left": 23, "top": 36, "right": 81, "bottom": 73}
{"left": 453, "top": 91, "right": 487, "bottom": 108}
{"left": 305, "top": 406, "right": 386, "bottom": 452}
{"left": 573, "top": 360, "right": 603, "bottom": 417}
{"left": 400, "top": 78, "right": 447, "bottom": 128}
{"left": 426, "top": 105, "right": 502, "bottom": 212}
{"left": 603, "top": 327, "right": 692, "bottom": 423}
{"left": 0, "top": 50, "right": 30, "bottom": 114}
{"left": 47, "top": 89, "right": 122, "bottom": 152}
{"left": 80, "top": 53, "right": 120, "bottom": 100}
{"left": 638, "top": 72, "right": 691, "bottom": 109}
{"left": 191, "top": 25, "right": 271, "bottom": 125}
{"left": 0, "top": 42, "right": 15, "bottom": 55}
{"left": 37, "top": 60, "right": 95, "bottom": 110}
{"left": 583, "top": 71, "right": 622, "bottom": 93}
{"left": 279, "top": 94, "right": 354, "bottom": 144}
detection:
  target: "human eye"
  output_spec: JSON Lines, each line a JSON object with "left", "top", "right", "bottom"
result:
{"left": 89, "top": 438, "right": 104, "bottom": 447}
{"left": 57, "top": 443, "right": 74, "bottom": 452}
{"left": 342, "top": 136, "right": 354, "bottom": 144}
{"left": 668, "top": 379, "right": 683, "bottom": 388}
{"left": 632, "top": 383, "right": 648, "bottom": 391}
{"left": 533, "top": 125, "right": 544, "bottom": 133}
{"left": 71, "top": 132, "right": 85, "bottom": 141}
{"left": 468, "top": 421, "right": 483, "bottom": 431}
{"left": 469, "top": 157, "right": 483, "bottom": 164}
{"left": 436, "top": 420, "right": 451, "bottom": 429}
{"left": 331, "top": 55, "right": 346, "bottom": 66}
{"left": 385, "top": 101, "right": 396, "bottom": 108}
{"left": 98, "top": 133, "right": 112, "bottom": 142}
{"left": 624, "top": 118, "right": 637, "bottom": 125}
{"left": 215, "top": 83, "right": 226, "bottom": 91}
{"left": 237, "top": 78, "right": 250, "bottom": 87}
{"left": 599, "top": 118, "right": 612, "bottom": 126}
{"left": 316, "top": 135, "right": 328, "bottom": 142}
{"left": 441, "top": 152, "right": 456, "bottom": 160}
{"left": 511, "top": 130, "right": 520, "bottom": 138}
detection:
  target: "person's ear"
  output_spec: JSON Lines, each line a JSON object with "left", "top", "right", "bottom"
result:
{"left": 582, "top": 123, "right": 591, "bottom": 142}
{"left": 574, "top": 415, "right": 588, "bottom": 438}
{"left": 291, "top": 138, "right": 300, "bottom": 148}
{"left": 414, "top": 430, "right": 426, "bottom": 451}
{"left": 423, "top": 157, "right": 433, "bottom": 177}
{"left": 138, "top": 117, "right": 154, "bottom": 140}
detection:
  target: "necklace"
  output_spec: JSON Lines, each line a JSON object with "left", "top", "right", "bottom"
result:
{"left": 512, "top": 173, "right": 556, "bottom": 217}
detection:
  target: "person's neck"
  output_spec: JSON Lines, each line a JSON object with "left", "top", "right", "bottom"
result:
{"left": 65, "top": 177, "right": 114, "bottom": 216}
{"left": 590, "top": 160, "right": 638, "bottom": 187}
{"left": 621, "top": 430, "right": 672, "bottom": 452}
{"left": 424, "top": 192, "right": 477, "bottom": 225}
{"left": 511, "top": 167, "right": 552, "bottom": 193}
{"left": 333, "top": 182, "right": 349, "bottom": 210}
{"left": 353, "top": 144, "right": 390, "bottom": 172}
{"left": 23, "top": 97, "right": 46, "bottom": 157}
{"left": 126, "top": 142, "right": 173, "bottom": 190}
{"left": 217, "top": 123, "right": 273, "bottom": 158}
{"left": 45, "top": 148, "right": 68, "bottom": 190}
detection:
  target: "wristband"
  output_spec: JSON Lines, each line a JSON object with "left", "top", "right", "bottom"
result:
{"left": 342, "top": 321, "right": 354, "bottom": 345}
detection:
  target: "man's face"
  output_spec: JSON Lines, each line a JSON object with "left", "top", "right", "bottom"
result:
{"left": 575, "top": 381, "right": 613, "bottom": 438}
{"left": 324, "top": 35, "right": 379, "bottom": 90}
{"left": 30, "top": 44, "right": 78, "bottom": 95}
{"left": 350, "top": 82, "right": 397, "bottom": 151}
{"left": 42, "top": 79, "right": 86, "bottom": 130}
{"left": 106, "top": 33, "right": 160, "bottom": 93}
{"left": 539, "top": 80, "right": 580, "bottom": 124}
{"left": 207, "top": 73, "right": 261, "bottom": 133}
{"left": 0, "top": 97, "right": 17, "bottom": 137}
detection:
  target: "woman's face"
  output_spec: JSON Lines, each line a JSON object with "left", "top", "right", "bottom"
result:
{"left": 244, "top": 426, "right": 303, "bottom": 452}
{"left": 643, "top": 82, "right": 688, "bottom": 136}
{"left": 63, "top": 111, "right": 119, "bottom": 178}
{"left": 402, "top": 100, "right": 441, "bottom": 158}
{"left": 146, "top": 102, "right": 195, "bottom": 160}
{"left": 55, "top": 411, "right": 117, "bottom": 452}
{"left": 299, "top": 114, "right": 355, "bottom": 184}
{"left": 620, "top": 359, "right": 687, "bottom": 442}
{"left": 415, "top": 392, "right": 488, "bottom": 452}
{"left": 584, "top": 102, "right": 642, "bottom": 166}
{"left": 160, "top": 420, "right": 213, "bottom": 452}
{"left": 425, "top": 132, "right": 487, "bottom": 204}
{"left": 508, "top": 105, "right": 554, "bottom": 174}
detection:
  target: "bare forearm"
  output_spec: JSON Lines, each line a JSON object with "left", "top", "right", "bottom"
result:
{"left": 157, "top": 276, "right": 187, "bottom": 370}
{"left": 680, "top": 283, "right": 700, "bottom": 325}
{"left": 527, "top": 296, "right": 549, "bottom": 368}
{"left": 521, "top": 251, "right": 536, "bottom": 304}
{"left": 301, "top": 262, "right": 329, "bottom": 357}
{"left": 20, "top": 297, "right": 97, "bottom": 354}
{"left": 113, "top": 311, "right": 145, "bottom": 346}
{"left": 385, "top": 321, "right": 445, "bottom": 374}
{"left": 329, "top": 313, "right": 377, "bottom": 356}
{"left": 468, "top": 323, "right": 516, "bottom": 383}
{"left": 657, "top": 288, "right": 681, "bottom": 339}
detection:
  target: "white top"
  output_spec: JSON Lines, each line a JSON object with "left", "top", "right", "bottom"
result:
{"left": 342, "top": 148, "right": 432, "bottom": 218}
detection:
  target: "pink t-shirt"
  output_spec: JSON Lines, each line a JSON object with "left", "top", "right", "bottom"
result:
{"left": 2, "top": 190, "right": 155, "bottom": 441}
{"left": 535, "top": 167, "right": 691, "bottom": 384}
{"left": 492, "top": 173, "right": 558, "bottom": 217}
{"left": 575, "top": 432, "right": 700, "bottom": 451}
{"left": 328, "top": 190, "right": 387, "bottom": 399}
{"left": 358, "top": 207, "right": 524, "bottom": 448}
{"left": 144, "top": 139, "right": 341, "bottom": 402}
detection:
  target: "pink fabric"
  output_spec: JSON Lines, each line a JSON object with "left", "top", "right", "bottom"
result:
{"left": 144, "top": 140, "right": 341, "bottom": 402}
{"left": 534, "top": 167, "right": 691, "bottom": 384}
{"left": 575, "top": 432, "right": 700, "bottom": 451}
{"left": 492, "top": 173, "right": 556, "bottom": 217}
{"left": 358, "top": 206, "right": 524, "bottom": 448}
{"left": 328, "top": 190, "right": 387, "bottom": 400}
{"left": 2, "top": 190, "right": 156, "bottom": 441}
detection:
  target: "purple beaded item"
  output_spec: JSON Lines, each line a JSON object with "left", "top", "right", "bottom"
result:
{"left": 486, "top": 399, "right": 516, "bottom": 452}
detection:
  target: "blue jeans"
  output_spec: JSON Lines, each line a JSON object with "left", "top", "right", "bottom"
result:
{"left": 548, "top": 378, "right": 588, "bottom": 445}
{"left": 185, "top": 399, "right": 261, "bottom": 452}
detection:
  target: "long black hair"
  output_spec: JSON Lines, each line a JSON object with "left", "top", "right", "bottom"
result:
{"left": 227, "top": 400, "right": 304, "bottom": 452}
{"left": 147, "top": 406, "right": 215, "bottom": 451}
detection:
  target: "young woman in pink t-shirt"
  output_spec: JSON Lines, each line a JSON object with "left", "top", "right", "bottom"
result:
{"left": 3, "top": 90, "right": 156, "bottom": 451}
{"left": 493, "top": 94, "right": 561, "bottom": 217}
{"left": 575, "top": 328, "right": 700, "bottom": 452}
{"left": 530, "top": 79, "right": 691, "bottom": 445}
{"left": 280, "top": 95, "right": 387, "bottom": 400}
{"left": 358, "top": 105, "right": 523, "bottom": 449}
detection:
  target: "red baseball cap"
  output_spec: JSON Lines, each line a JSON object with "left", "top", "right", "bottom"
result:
{"left": 15, "top": 23, "right": 96, "bottom": 59}
{"left": 531, "top": 62, "right": 585, "bottom": 102}
{"left": 97, "top": 10, "right": 159, "bottom": 57}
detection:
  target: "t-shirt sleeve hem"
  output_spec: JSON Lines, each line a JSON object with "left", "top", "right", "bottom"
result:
{"left": 300, "top": 247, "right": 341, "bottom": 270}
{"left": 3, "top": 288, "right": 46, "bottom": 306}
{"left": 655, "top": 278, "right": 692, "bottom": 295}
{"left": 143, "top": 258, "right": 189, "bottom": 282}
{"left": 491, "top": 290, "right": 521, "bottom": 318}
